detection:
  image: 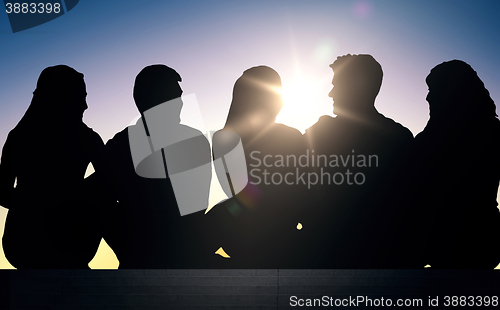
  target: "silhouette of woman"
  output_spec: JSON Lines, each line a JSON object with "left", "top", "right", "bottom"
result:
{"left": 209, "top": 66, "right": 306, "bottom": 268}
{"left": 412, "top": 60, "right": 500, "bottom": 268}
{"left": 0, "top": 65, "right": 105, "bottom": 268}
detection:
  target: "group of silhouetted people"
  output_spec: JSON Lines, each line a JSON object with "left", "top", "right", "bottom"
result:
{"left": 1, "top": 54, "right": 499, "bottom": 269}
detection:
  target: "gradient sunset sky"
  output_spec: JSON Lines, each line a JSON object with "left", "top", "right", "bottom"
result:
{"left": 1, "top": 0, "right": 500, "bottom": 268}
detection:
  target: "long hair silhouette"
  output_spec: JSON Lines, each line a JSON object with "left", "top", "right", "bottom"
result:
{"left": 224, "top": 66, "right": 283, "bottom": 137}
{"left": 412, "top": 60, "right": 500, "bottom": 268}
{"left": 17, "top": 66, "right": 88, "bottom": 129}
{"left": 426, "top": 60, "right": 497, "bottom": 120}
{"left": 0, "top": 65, "right": 104, "bottom": 268}
{"left": 209, "top": 66, "right": 306, "bottom": 268}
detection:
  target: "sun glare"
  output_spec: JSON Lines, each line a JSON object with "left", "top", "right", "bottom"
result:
{"left": 277, "top": 74, "right": 333, "bottom": 133}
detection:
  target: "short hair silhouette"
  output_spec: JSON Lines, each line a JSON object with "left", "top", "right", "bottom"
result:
{"left": 329, "top": 54, "right": 383, "bottom": 112}
{"left": 133, "top": 65, "right": 182, "bottom": 113}
{"left": 100, "top": 64, "right": 213, "bottom": 268}
{"left": 426, "top": 60, "right": 497, "bottom": 119}
{"left": 304, "top": 54, "right": 415, "bottom": 268}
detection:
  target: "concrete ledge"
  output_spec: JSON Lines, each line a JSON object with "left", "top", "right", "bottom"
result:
{"left": 1, "top": 269, "right": 499, "bottom": 308}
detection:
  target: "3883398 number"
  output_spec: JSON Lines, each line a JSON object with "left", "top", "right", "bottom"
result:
{"left": 443, "top": 296, "right": 498, "bottom": 307}
{"left": 5, "top": 3, "right": 61, "bottom": 14}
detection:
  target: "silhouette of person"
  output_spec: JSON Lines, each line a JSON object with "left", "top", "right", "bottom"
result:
{"left": 0, "top": 65, "right": 105, "bottom": 268}
{"left": 409, "top": 60, "right": 500, "bottom": 268}
{"left": 98, "top": 65, "right": 212, "bottom": 268}
{"left": 209, "top": 66, "right": 306, "bottom": 268}
{"left": 303, "top": 54, "right": 414, "bottom": 268}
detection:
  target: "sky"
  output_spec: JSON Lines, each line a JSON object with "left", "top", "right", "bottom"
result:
{"left": 1, "top": 0, "right": 500, "bottom": 268}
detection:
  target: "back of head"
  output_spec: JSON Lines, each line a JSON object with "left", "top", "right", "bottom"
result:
{"left": 225, "top": 66, "right": 283, "bottom": 131}
{"left": 34, "top": 65, "right": 84, "bottom": 99}
{"left": 16, "top": 65, "right": 85, "bottom": 132}
{"left": 426, "top": 60, "right": 497, "bottom": 121}
{"left": 133, "top": 65, "right": 182, "bottom": 113}
{"left": 330, "top": 54, "right": 383, "bottom": 112}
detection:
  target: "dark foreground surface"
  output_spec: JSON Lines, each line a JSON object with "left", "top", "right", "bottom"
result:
{"left": 1, "top": 269, "right": 499, "bottom": 309}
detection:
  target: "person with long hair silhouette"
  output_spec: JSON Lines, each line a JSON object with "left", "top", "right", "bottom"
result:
{"left": 0, "top": 65, "right": 105, "bottom": 268}
{"left": 303, "top": 54, "right": 414, "bottom": 268}
{"left": 209, "top": 66, "right": 306, "bottom": 268}
{"left": 410, "top": 60, "right": 500, "bottom": 268}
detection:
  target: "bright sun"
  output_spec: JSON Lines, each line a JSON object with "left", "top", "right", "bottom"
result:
{"left": 276, "top": 73, "right": 334, "bottom": 133}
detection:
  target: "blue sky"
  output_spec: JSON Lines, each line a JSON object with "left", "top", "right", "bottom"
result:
{"left": 1, "top": 0, "right": 500, "bottom": 268}
{"left": 2, "top": 0, "right": 500, "bottom": 143}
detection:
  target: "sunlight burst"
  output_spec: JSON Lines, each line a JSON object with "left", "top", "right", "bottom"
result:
{"left": 276, "top": 74, "right": 333, "bottom": 133}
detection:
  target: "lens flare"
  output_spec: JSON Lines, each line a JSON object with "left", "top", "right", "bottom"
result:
{"left": 352, "top": 1, "right": 372, "bottom": 19}
{"left": 277, "top": 74, "right": 333, "bottom": 133}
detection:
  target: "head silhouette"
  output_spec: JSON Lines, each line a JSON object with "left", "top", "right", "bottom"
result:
{"left": 224, "top": 66, "right": 283, "bottom": 132}
{"left": 426, "top": 60, "right": 497, "bottom": 121}
{"left": 18, "top": 65, "right": 87, "bottom": 129}
{"left": 133, "top": 65, "right": 183, "bottom": 115}
{"left": 328, "top": 54, "right": 382, "bottom": 115}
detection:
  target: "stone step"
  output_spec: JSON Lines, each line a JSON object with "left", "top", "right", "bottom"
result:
{"left": 66, "top": 276, "right": 277, "bottom": 287}
{"left": 279, "top": 275, "right": 500, "bottom": 286}
{"left": 62, "top": 285, "right": 277, "bottom": 295}
{"left": 53, "top": 294, "right": 276, "bottom": 307}
{"left": 1, "top": 269, "right": 499, "bottom": 309}
{"left": 8, "top": 306, "right": 278, "bottom": 310}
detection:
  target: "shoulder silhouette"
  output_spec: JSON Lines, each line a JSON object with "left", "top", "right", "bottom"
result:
{"left": 303, "top": 54, "right": 414, "bottom": 268}
{"left": 98, "top": 64, "right": 212, "bottom": 268}
{"left": 209, "top": 66, "right": 306, "bottom": 268}
{"left": 0, "top": 65, "right": 105, "bottom": 268}
{"left": 409, "top": 60, "right": 500, "bottom": 268}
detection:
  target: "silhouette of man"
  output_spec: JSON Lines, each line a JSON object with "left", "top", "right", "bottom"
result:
{"left": 98, "top": 65, "right": 212, "bottom": 268}
{"left": 303, "top": 54, "right": 414, "bottom": 268}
